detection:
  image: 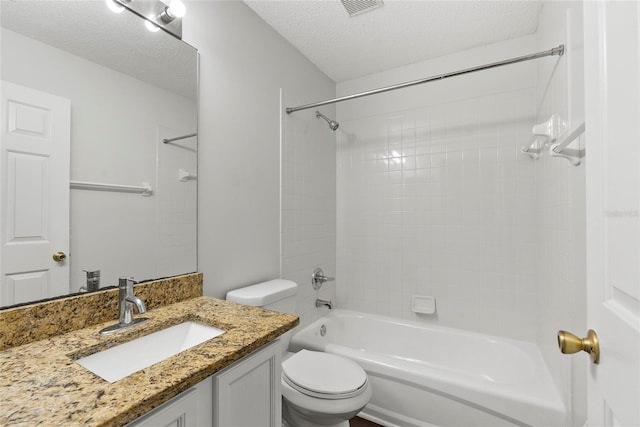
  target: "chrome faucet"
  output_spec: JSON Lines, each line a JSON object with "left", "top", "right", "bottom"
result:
{"left": 311, "top": 267, "right": 335, "bottom": 290}
{"left": 315, "top": 299, "right": 333, "bottom": 309}
{"left": 99, "top": 277, "right": 148, "bottom": 335}
{"left": 79, "top": 269, "right": 100, "bottom": 293}
{"left": 119, "top": 277, "right": 146, "bottom": 324}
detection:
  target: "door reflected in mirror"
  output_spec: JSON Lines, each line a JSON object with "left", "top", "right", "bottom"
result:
{"left": 0, "top": 1, "right": 198, "bottom": 308}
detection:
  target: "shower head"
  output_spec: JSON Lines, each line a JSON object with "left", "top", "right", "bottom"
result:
{"left": 315, "top": 111, "right": 339, "bottom": 132}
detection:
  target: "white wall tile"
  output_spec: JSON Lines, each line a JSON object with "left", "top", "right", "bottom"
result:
{"left": 280, "top": 93, "right": 337, "bottom": 330}
{"left": 335, "top": 36, "right": 540, "bottom": 341}
{"left": 534, "top": 2, "right": 586, "bottom": 425}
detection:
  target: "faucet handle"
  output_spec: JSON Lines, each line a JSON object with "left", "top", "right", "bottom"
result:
{"left": 82, "top": 270, "right": 101, "bottom": 292}
{"left": 118, "top": 276, "right": 138, "bottom": 290}
{"left": 311, "top": 267, "right": 335, "bottom": 290}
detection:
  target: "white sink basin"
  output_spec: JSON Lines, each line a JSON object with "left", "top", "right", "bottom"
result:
{"left": 76, "top": 321, "right": 225, "bottom": 383}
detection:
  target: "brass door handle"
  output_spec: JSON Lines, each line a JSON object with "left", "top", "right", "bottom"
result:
{"left": 52, "top": 251, "right": 67, "bottom": 262}
{"left": 557, "top": 329, "right": 600, "bottom": 364}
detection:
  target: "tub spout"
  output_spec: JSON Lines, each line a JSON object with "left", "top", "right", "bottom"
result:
{"left": 316, "top": 299, "right": 333, "bottom": 309}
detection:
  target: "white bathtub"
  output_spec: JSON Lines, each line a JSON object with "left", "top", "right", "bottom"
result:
{"left": 289, "top": 310, "right": 565, "bottom": 427}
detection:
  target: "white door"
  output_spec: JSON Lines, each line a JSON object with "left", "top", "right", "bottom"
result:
{"left": 584, "top": 2, "right": 640, "bottom": 426}
{"left": 0, "top": 81, "right": 70, "bottom": 306}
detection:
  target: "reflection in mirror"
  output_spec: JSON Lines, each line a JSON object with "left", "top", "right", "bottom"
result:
{"left": 0, "top": 1, "right": 198, "bottom": 308}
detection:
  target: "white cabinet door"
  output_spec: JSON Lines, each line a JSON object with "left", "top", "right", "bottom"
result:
{"left": 0, "top": 81, "right": 70, "bottom": 306}
{"left": 127, "top": 378, "right": 213, "bottom": 427}
{"left": 129, "top": 389, "right": 198, "bottom": 427}
{"left": 213, "top": 340, "right": 281, "bottom": 427}
{"left": 584, "top": 2, "right": 640, "bottom": 426}
{"left": 127, "top": 341, "right": 280, "bottom": 427}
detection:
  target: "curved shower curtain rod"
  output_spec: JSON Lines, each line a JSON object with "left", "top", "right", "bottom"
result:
{"left": 286, "top": 44, "right": 564, "bottom": 114}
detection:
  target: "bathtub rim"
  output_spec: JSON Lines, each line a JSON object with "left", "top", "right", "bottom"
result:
{"left": 290, "top": 309, "right": 567, "bottom": 427}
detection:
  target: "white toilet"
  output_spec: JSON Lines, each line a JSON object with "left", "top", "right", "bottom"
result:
{"left": 226, "top": 279, "right": 372, "bottom": 427}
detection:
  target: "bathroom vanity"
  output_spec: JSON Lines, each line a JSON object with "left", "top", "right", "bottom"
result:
{"left": 0, "top": 274, "right": 298, "bottom": 426}
{"left": 129, "top": 340, "right": 281, "bottom": 427}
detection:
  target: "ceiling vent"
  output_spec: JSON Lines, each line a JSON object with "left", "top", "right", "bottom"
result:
{"left": 340, "top": 0, "right": 384, "bottom": 17}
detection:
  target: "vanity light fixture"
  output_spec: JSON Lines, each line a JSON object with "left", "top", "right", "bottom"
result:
{"left": 108, "top": 0, "right": 133, "bottom": 13}
{"left": 158, "top": 0, "right": 186, "bottom": 23}
{"left": 105, "top": 0, "right": 125, "bottom": 14}
{"left": 110, "top": 0, "right": 186, "bottom": 39}
{"left": 145, "top": 16, "right": 161, "bottom": 32}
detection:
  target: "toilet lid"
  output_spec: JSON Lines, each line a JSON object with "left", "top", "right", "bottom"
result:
{"left": 282, "top": 350, "right": 368, "bottom": 399}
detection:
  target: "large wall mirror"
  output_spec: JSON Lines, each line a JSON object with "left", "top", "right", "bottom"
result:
{"left": 0, "top": 1, "right": 198, "bottom": 308}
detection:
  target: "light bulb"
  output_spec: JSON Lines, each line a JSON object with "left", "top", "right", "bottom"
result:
{"left": 106, "top": 0, "right": 124, "bottom": 13}
{"left": 159, "top": 0, "right": 186, "bottom": 22}
{"left": 168, "top": 0, "right": 186, "bottom": 18}
{"left": 145, "top": 16, "right": 161, "bottom": 32}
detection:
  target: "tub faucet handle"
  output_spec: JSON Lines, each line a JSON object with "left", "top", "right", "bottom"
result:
{"left": 312, "top": 267, "right": 334, "bottom": 290}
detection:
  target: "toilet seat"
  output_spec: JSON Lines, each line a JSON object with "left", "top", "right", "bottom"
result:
{"left": 282, "top": 350, "right": 368, "bottom": 400}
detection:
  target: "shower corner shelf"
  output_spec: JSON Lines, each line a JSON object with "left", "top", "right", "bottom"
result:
{"left": 521, "top": 115, "right": 585, "bottom": 166}
{"left": 549, "top": 122, "right": 585, "bottom": 166}
{"left": 521, "top": 136, "right": 545, "bottom": 160}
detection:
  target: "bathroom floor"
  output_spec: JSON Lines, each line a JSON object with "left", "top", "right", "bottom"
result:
{"left": 350, "top": 417, "right": 383, "bottom": 427}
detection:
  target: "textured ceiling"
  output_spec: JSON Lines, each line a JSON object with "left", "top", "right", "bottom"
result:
{"left": 1, "top": 1, "right": 197, "bottom": 99}
{"left": 244, "top": 0, "right": 543, "bottom": 82}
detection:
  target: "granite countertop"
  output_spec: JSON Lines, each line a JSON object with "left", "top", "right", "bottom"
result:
{"left": 0, "top": 296, "right": 299, "bottom": 426}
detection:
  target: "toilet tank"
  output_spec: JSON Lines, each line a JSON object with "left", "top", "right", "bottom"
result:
{"left": 226, "top": 279, "right": 297, "bottom": 314}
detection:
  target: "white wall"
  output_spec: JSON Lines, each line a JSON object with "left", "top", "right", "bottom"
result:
{"left": 183, "top": 1, "right": 336, "bottom": 317}
{"left": 1, "top": 28, "right": 197, "bottom": 291}
{"left": 335, "top": 36, "right": 540, "bottom": 340}
{"left": 535, "top": 2, "right": 586, "bottom": 425}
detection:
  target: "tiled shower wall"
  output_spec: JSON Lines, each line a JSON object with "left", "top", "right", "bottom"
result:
{"left": 336, "top": 37, "right": 540, "bottom": 340}
{"left": 281, "top": 94, "right": 337, "bottom": 329}
{"left": 535, "top": 2, "right": 586, "bottom": 425}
